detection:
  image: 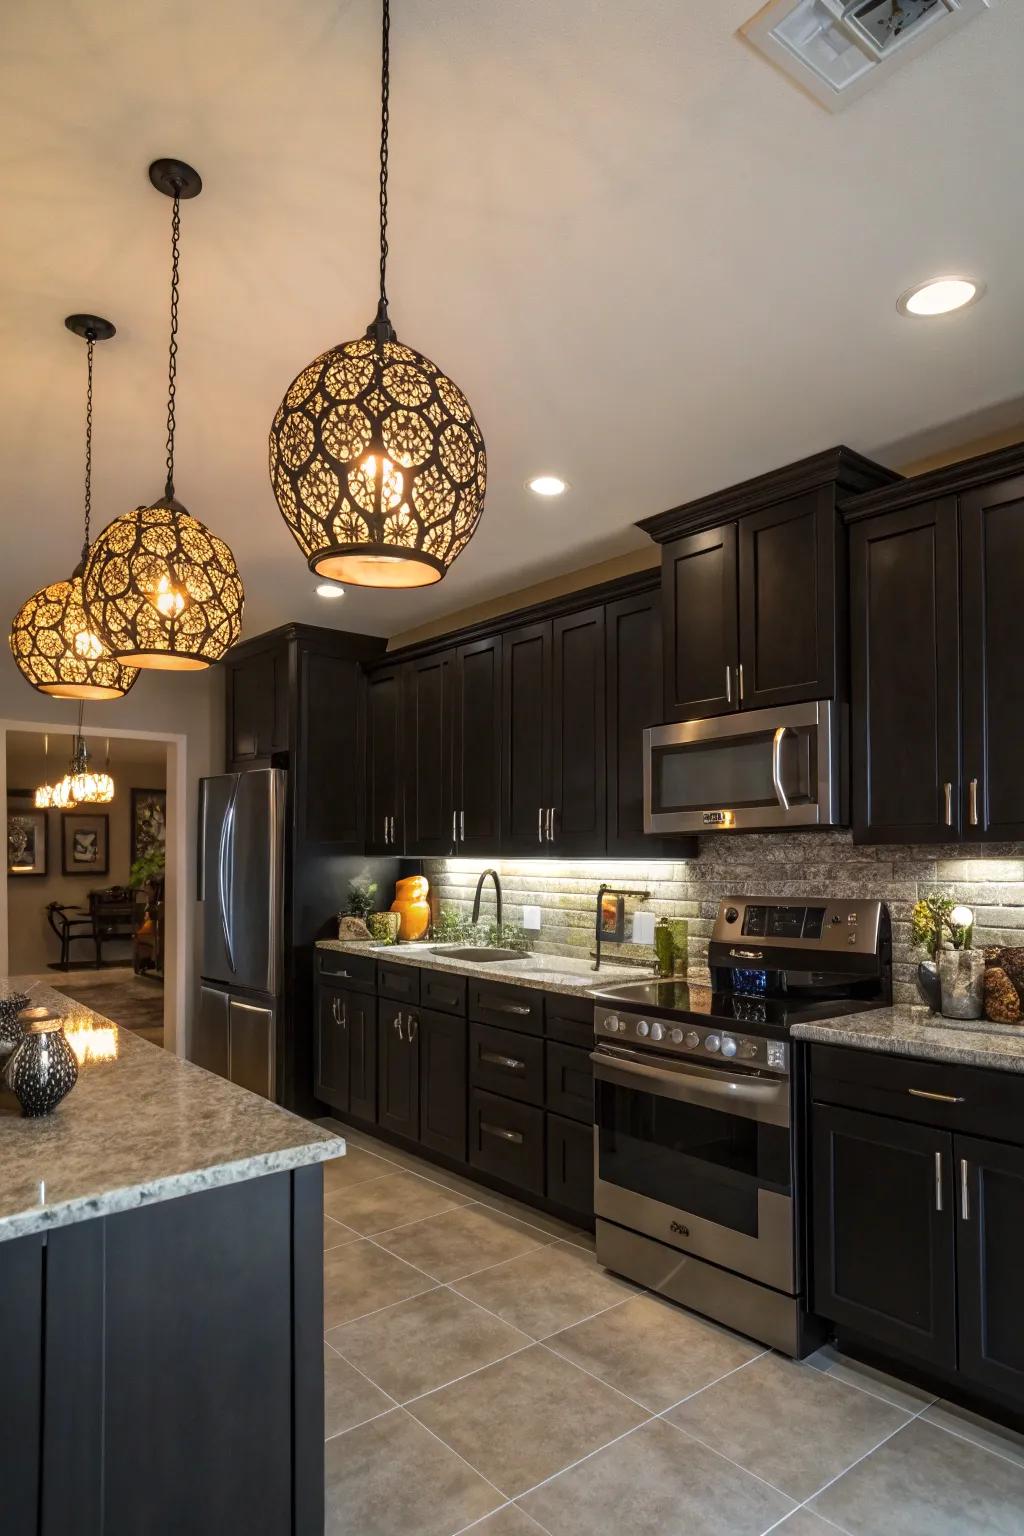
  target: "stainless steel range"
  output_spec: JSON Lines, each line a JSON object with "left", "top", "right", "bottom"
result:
{"left": 591, "top": 896, "right": 892, "bottom": 1356}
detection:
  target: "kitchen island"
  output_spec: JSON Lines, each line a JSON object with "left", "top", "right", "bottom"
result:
{"left": 0, "top": 981, "right": 343, "bottom": 1536}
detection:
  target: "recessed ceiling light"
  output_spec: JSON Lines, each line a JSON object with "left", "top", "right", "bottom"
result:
{"left": 527, "top": 475, "right": 569, "bottom": 497}
{"left": 897, "top": 277, "right": 983, "bottom": 318}
{"left": 315, "top": 582, "right": 345, "bottom": 599}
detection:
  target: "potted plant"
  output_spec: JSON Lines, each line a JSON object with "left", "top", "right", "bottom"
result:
{"left": 911, "top": 895, "right": 982, "bottom": 1020}
{"left": 129, "top": 845, "right": 166, "bottom": 905}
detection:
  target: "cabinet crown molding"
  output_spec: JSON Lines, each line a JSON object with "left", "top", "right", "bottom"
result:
{"left": 840, "top": 440, "right": 1024, "bottom": 523}
{"left": 637, "top": 447, "right": 899, "bottom": 545}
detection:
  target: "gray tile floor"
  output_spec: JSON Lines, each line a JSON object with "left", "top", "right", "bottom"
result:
{"left": 319, "top": 1125, "right": 1024, "bottom": 1536}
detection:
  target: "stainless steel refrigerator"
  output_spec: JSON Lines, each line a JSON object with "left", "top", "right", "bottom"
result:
{"left": 194, "top": 769, "right": 286, "bottom": 1100}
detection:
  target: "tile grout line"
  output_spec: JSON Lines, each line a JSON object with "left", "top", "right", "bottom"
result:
{"left": 650, "top": 1347, "right": 773, "bottom": 1418}
{"left": 918, "top": 1412, "right": 1024, "bottom": 1473}
{"left": 324, "top": 1275, "right": 442, "bottom": 1331}
{"left": 500, "top": 1417, "right": 661, "bottom": 1508}
{"left": 323, "top": 1404, "right": 396, "bottom": 1445}
{"left": 656, "top": 1407, "right": 808, "bottom": 1509}
{"left": 399, "top": 1341, "right": 537, "bottom": 1409}
{"left": 398, "top": 1404, "right": 513, "bottom": 1509}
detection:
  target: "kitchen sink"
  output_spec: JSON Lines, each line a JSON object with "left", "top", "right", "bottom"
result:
{"left": 429, "top": 946, "right": 525, "bottom": 963}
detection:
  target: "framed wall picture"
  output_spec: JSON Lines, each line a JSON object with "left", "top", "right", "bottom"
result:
{"left": 131, "top": 788, "right": 167, "bottom": 867}
{"left": 7, "top": 796, "right": 47, "bottom": 876}
{"left": 62, "top": 812, "right": 109, "bottom": 877}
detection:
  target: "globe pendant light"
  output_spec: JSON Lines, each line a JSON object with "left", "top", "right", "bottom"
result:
{"left": 9, "top": 317, "right": 139, "bottom": 701}
{"left": 83, "top": 161, "right": 244, "bottom": 668}
{"left": 269, "top": 0, "right": 486, "bottom": 588}
{"left": 52, "top": 708, "right": 114, "bottom": 808}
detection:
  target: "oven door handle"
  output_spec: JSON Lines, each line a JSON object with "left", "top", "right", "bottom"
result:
{"left": 590, "top": 1048, "right": 789, "bottom": 1127}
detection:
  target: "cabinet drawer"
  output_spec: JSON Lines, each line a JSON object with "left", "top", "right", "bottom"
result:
{"left": 810, "top": 1044, "right": 1024, "bottom": 1145}
{"left": 546, "top": 1112, "right": 594, "bottom": 1219}
{"left": 421, "top": 970, "right": 467, "bottom": 1016}
{"left": 470, "top": 1022, "right": 545, "bottom": 1107}
{"left": 378, "top": 961, "right": 420, "bottom": 1005}
{"left": 469, "top": 1090, "right": 545, "bottom": 1196}
{"left": 316, "top": 948, "right": 377, "bottom": 992}
{"left": 545, "top": 1042, "right": 594, "bottom": 1124}
{"left": 469, "top": 980, "right": 543, "bottom": 1036}
{"left": 545, "top": 994, "right": 595, "bottom": 1049}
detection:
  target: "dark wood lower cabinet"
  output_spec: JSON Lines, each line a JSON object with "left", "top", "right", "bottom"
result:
{"left": 470, "top": 1089, "right": 545, "bottom": 1195}
{"left": 2, "top": 1233, "right": 43, "bottom": 1534}
{"left": 546, "top": 1112, "right": 593, "bottom": 1217}
{"left": 378, "top": 999, "right": 419, "bottom": 1140}
{"left": 315, "top": 983, "right": 351, "bottom": 1112}
{"left": 348, "top": 990, "right": 378, "bottom": 1124}
{"left": 955, "top": 1134, "right": 1024, "bottom": 1402}
{"left": 419, "top": 1008, "right": 467, "bottom": 1162}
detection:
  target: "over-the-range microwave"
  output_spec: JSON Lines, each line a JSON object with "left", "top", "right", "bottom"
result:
{"left": 643, "top": 699, "right": 845, "bottom": 833}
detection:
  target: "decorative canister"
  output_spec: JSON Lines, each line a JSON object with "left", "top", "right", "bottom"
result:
{"left": 0, "top": 992, "right": 31, "bottom": 1052}
{"left": 4, "top": 1018, "right": 79, "bottom": 1116}
{"left": 368, "top": 911, "right": 401, "bottom": 945}
{"left": 654, "top": 918, "right": 675, "bottom": 978}
{"left": 938, "top": 948, "right": 985, "bottom": 1021}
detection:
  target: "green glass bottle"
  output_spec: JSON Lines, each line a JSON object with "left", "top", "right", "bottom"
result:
{"left": 655, "top": 917, "right": 675, "bottom": 978}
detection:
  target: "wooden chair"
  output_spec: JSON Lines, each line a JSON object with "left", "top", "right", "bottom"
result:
{"left": 46, "top": 901, "right": 95, "bottom": 971}
{"left": 89, "top": 887, "right": 136, "bottom": 966}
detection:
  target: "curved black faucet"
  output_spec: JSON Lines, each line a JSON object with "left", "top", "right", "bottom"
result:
{"left": 472, "top": 868, "right": 502, "bottom": 931}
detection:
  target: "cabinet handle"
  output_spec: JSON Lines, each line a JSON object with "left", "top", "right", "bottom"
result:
{"left": 725, "top": 665, "right": 732, "bottom": 704}
{"left": 934, "top": 1150, "right": 943, "bottom": 1213}
{"left": 943, "top": 782, "right": 952, "bottom": 827}
{"left": 407, "top": 1014, "right": 418, "bottom": 1042}
{"left": 960, "top": 1158, "right": 970, "bottom": 1221}
{"left": 738, "top": 662, "right": 745, "bottom": 702}
{"left": 908, "top": 1088, "right": 965, "bottom": 1104}
{"left": 331, "top": 996, "right": 340, "bottom": 1025}
{"left": 394, "top": 1012, "right": 404, "bottom": 1041}
{"left": 547, "top": 807, "right": 556, "bottom": 843}
{"left": 538, "top": 807, "right": 544, "bottom": 844}
{"left": 491, "top": 1003, "right": 532, "bottom": 1016}
{"left": 480, "top": 1050, "right": 525, "bottom": 1072}
{"left": 452, "top": 810, "right": 457, "bottom": 844}
{"left": 390, "top": 815, "right": 396, "bottom": 845}
{"left": 480, "top": 1121, "right": 524, "bottom": 1145}
{"left": 460, "top": 810, "right": 465, "bottom": 841}
{"left": 969, "top": 778, "right": 979, "bottom": 827}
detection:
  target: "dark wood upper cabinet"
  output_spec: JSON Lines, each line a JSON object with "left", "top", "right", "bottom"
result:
{"left": 605, "top": 588, "right": 683, "bottom": 857}
{"left": 738, "top": 491, "right": 839, "bottom": 709}
{"left": 453, "top": 635, "right": 502, "bottom": 855}
{"left": 812, "top": 1102, "right": 956, "bottom": 1372}
{"left": 662, "top": 523, "right": 738, "bottom": 720}
{"left": 550, "top": 606, "right": 606, "bottom": 854}
{"left": 955, "top": 1133, "right": 1024, "bottom": 1403}
{"left": 365, "top": 664, "right": 404, "bottom": 854}
{"left": 849, "top": 497, "right": 961, "bottom": 844}
{"left": 298, "top": 649, "right": 366, "bottom": 848}
{"left": 960, "top": 474, "right": 1024, "bottom": 841}
{"left": 225, "top": 641, "right": 289, "bottom": 769}
{"left": 403, "top": 649, "right": 456, "bottom": 857}
{"left": 502, "top": 619, "right": 553, "bottom": 854}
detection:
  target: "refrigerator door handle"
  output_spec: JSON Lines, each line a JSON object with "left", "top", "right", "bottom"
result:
{"left": 218, "top": 779, "right": 238, "bottom": 974}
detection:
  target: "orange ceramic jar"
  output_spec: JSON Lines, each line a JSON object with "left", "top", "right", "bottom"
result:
{"left": 390, "top": 874, "right": 431, "bottom": 941}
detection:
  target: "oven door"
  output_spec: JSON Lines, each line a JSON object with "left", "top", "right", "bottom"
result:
{"left": 643, "top": 699, "right": 841, "bottom": 833}
{"left": 592, "top": 1045, "right": 796, "bottom": 1293}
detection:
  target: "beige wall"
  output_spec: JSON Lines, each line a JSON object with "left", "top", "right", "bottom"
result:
{"left": 7, "top": 741, "right": 166, "bottom": 973}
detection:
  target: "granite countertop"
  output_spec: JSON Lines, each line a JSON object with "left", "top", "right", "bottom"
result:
{"left": 0, "top": 981, "right": 344, "bottom": 1243}
{"left": 791, "top": 1004, "right": 1024, "bottom": 1075}
{"left": 316, "top": 938, "right": 656, "bottom": 996}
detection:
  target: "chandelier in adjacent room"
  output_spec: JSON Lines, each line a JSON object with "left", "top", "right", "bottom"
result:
{"left": 43, "top": 711, "right": 115, "bottom": 811}
{"left": 9, "top": 317, "right": 139, "bottom": 701}
{"left": 83, "top": 161, "right": 244, "bottom": 668}
{"left": 269, "top": 0, "right": 486, "bottom": 588}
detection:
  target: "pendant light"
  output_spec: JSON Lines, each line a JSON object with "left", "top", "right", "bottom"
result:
{"left": 83, "top": 161, "right": 244, "bottom": 668}
{"left": 35, "top": 735, "right": 55, "bottom": 809}
{"left": 9, "top": 318, "right": 140, "bottom": 700}
{"left": 269, "top": 0, "right": 486, "bottom": 588}
{"left": 50, "top": 708, "right": 115, "bottom": 810}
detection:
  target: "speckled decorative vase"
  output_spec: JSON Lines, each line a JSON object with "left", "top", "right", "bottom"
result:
{"left": 3, "top": 1019, "right": 79, "bottom": 1116}
{"left": 938, "top": 948, "right": 985, "bottom": 1021}
{"left": 0, "top": 992, "right": 30, "bottom": 1052}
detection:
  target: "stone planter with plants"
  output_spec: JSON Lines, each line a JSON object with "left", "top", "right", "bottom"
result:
{"left": 911, "top": 894, "right": 983, "bottom": 1021}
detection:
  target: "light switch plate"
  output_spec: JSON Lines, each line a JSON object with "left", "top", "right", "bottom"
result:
{"left": 632, "top": 911, "right": 656, "bottom": 946}
{"left": 522, "top": 905, "right": 541, "bottom": 931}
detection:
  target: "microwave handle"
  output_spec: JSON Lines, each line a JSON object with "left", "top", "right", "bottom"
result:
{"left": 771, "top": 726, "right": 791, "bottom": 813}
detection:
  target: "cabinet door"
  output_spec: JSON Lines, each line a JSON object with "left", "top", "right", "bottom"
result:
{"left": 550, "top": 606, "right": 606, "bottom": 854}
{"left": 419, "top": 1008, "right": 467, "bottom": 1163}
{"left": 738, "top": 492, "right": 837, "bottom": 709}
{"left": 546, "top": 1112, "right": 594, "bottom": 1220}
{"left": 453, "top": 634, "right": 502, "bottom": 855}
{"left": 1, "top": 1233, "right": 42, "bottom": 1535}
{"left": 812, "top": 1103, "right": 956, "bottom": 1370}
{"left": 605, "top": 589, "right": 680, "bottom": 856}
{"left": 662, "top": 523, "right": 738, "bottom": 720}
{"left": 227, "top": 644, "right": 288, "bottom": 766}
{"left": 315, "top": 985, "right": 350, "bottom": 1113}
{"left": 378, "top": 999, "right": 419, "bottom": 1140}
{"left": 502, "top": 620, "right": 552, "bottom": 853}
{"left": 403, "top": 650, "right": 456, "bottom": 856}
{"left": 348, "top": 989, "right": 378, "bottom": 1123}
{"left": 955, "top": 1134, "right": 1024, "bottom": 1403}
{"left": 850, "top": 498, "right": 961, "bottom": 844}
{"left": 961, "top": 475, "right": 1024, "bottom": 840}
{"left": 299, "top": 650, "right": 364, "bottom": 848}
{"left": 365, "top": 665, "right": 404, "bottom": 853}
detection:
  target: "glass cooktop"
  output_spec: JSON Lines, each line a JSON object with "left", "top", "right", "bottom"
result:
{"left": 591, "top": 979, "right": 884, "bottom": 1032}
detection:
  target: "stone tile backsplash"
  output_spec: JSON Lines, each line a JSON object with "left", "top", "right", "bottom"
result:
{"left": 424, "top": 832, "right": 1024, "bottom": 1004}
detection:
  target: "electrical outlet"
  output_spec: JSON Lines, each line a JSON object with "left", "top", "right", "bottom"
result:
{"left": 522, "top": 905, "right": 541, "bottom": 931}
{"left": 632, "top": 911, "right": 656, "bottom": 946}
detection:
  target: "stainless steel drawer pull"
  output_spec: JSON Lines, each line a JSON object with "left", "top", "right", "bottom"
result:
{"left": 394, "top": 1013, "right": 404, "bottom": 1042}
{"left": 908, "top": 1089, "right": 965, "bottom": 1104}
{"left": 406, "top": 1014, "right": 418, "bottom": 1042}
{"left": 738, "top": 662, "right": 745, "bottom": 702}
{"left": 480, "top": 1050, "right": 525, "bottom": 1072}
{"left": 944, "top": 782, "right": 952, "bottom": 827}
{"left": 969, "top": 778, "right": 979, "bottom": 827}
{"left": 480, "top": 1121, "right": 524, "bottom": 1145}
{"left": 934, "top": 1150, "right": 943, "bottom": 1213}
{"left": 725, "top": 665, "right": 732, "bottom": 703}
{"left": 493, "top": 1003, "right": 532, "bottom": 1016}
{"left": 960, "top": 1158, "right": 970, "bottom": 1221}
{"left": 538, "top": 807, "right": 544, "bottom": 844}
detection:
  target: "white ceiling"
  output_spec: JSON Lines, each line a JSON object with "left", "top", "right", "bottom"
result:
{"left": 1, "top": 0, "right": 1022, "bottom": 645}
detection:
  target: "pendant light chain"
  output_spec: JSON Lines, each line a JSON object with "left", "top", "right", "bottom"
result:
{"left": 82, "top": 334, "right": 95, "bottom": 561}
{"left": 378, "top": 0, "right": 391, "bottom": 311}
{"left": 164, "top": 188, "right": 182, "bottom": 500}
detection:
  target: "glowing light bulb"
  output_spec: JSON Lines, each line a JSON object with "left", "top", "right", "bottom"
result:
{"left": 359, "top": 454, "right": 404, "bottom": 510}
{"left": 74, "top": 629, "right": 105, "bottom": 661}
{"left": 153, "top": 574, "right": 186, "bottom": 619}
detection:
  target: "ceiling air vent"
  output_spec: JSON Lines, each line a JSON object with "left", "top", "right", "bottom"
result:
{"left": 741, "top": 0, "right": 990, "bottom": 110}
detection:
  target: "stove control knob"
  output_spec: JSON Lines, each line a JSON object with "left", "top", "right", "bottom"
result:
{"left": 684, "top": 1030, "right": 700, "bottom": 1050}
{"left": 603, "top": 1015, "right": 621, "bottom": 1033}
{"left": 649, "top": 1021, "right": 664, "bottom": 1041}
{"left": 670, "top": 1028, "right": 685, "bottom": 1045}
{"left": 720, "top": 1035, "right": 738, "bottom": 1058}
{"left": 704, "top": 1034, "right": 721, "bottom": 1053}
{"left": 724, "top": 906, "right": 739, "bottom": 923}
{"left": 636, "top": 1020, "right": 650, "bottom": 1037}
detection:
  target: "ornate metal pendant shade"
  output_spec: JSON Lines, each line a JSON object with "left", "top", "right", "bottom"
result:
{"left": 83, "top": 161, "right": 244, "bottom": 668}
{"left": 9, "top": 318, "right": 139, "bottom": 701}
{"left": 269, "top": 0, "right": 485, "bottom": 588}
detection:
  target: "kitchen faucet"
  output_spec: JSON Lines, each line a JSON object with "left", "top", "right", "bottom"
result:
{"left": 472, "top": 868, "right": 503, "bottom": 931}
